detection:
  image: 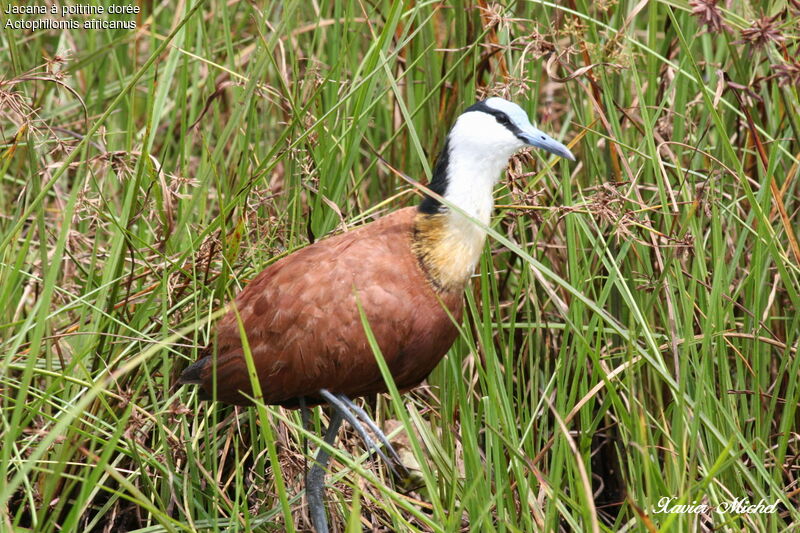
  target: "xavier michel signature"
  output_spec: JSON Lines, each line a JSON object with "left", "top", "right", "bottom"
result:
{"left": 653, "top": 496, "right": 780, "bottom": 514}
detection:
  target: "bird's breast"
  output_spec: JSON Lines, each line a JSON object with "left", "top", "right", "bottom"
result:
{"left": 207, "top": 207, "right": 465, "bottom": 406}
{"left": 411, "top": 211, "right": 487, "bottom": 291}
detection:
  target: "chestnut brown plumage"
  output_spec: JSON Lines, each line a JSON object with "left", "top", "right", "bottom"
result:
{"left": 179, "top": 97, "right": 575, "bottom": 533}
{"left": 182, "top": 207, "right": 463, "bottom": 407}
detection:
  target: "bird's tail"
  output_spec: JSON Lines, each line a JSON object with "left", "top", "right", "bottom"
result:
{"left": 178, "top": 356, "right": 210, "bottom": 385}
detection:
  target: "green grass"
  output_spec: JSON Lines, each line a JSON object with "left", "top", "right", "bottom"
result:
{"left": 2, "top": 0, "right": 799, "bottom": 531}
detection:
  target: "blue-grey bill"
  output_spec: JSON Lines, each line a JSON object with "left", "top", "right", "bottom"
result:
{"left": 521, "top": 130, "right": 576, "bottom": 161}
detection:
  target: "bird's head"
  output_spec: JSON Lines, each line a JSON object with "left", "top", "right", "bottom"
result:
{"left": 415, "top": 98, "right": 575, "bottom": 287}
{"left": 449, "top": 97, "right": 575, "bottom": 162}
{"left": 419, "top": 97, "right": 574, "bottom": 218}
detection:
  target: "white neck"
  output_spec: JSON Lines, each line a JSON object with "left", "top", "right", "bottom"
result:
{"left": 428, "top": 138, "right": 515, "bottom": 284}
{"left": 412, "top": 110, "right": 524, "bottom": 290}
{"left": 440, "top": 121, "right": 520, "bottom": 262}
{"left": 442, "top": 140, "right": 512, "bottom": 227}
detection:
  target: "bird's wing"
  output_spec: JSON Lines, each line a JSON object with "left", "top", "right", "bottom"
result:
{"left": 205, "top": 207, "right": 462, "bottom": 406}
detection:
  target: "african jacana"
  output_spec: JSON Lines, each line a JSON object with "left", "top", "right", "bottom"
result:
{"left": 180, "top": 97, "right": 575, "bottom": 532}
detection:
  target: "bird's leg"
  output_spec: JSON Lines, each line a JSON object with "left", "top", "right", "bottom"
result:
{"left": 299, "top": 396, "right": 310, "bottom": 476}
{"left": 307, "top": 408, "right": 344, "bottom": 533}
{"left": 335, "top": 393, "right": 405, "bottom": 472}
{"left": 318, "top": 389, "right": 404, "bottom": 477}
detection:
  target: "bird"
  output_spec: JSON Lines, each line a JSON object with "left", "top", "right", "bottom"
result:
{"left": 179, "top": 97, "right": 575, "bottom": 532}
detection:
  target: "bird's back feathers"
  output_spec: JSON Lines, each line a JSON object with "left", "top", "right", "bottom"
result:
{"left": 181, "top": 207, "right": 464, "bottom": 407}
